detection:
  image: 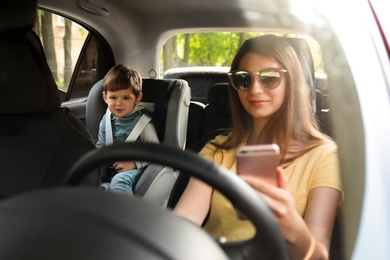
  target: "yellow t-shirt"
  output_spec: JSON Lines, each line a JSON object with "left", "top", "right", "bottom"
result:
{"left": 199, "top": 135, "right": 342, "bottom": 242}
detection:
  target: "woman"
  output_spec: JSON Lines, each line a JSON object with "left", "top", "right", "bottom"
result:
{"left": 174, "top": 35, "right": 342, "bottom": 259}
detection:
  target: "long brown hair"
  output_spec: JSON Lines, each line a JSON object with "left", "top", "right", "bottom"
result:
{"left": 214, "top": 35, "right": 331, "bottom": 164}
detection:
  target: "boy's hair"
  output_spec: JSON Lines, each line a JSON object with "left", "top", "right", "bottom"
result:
{"left": 103, "top": 64, "right": 142, "bottom": 97}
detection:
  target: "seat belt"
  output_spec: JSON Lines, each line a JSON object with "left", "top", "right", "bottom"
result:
{"left": 125, "top": 113, "right": 152, "bottom": 142}
{"left": 105, "top": 109, "right": 152, "bottom": 145}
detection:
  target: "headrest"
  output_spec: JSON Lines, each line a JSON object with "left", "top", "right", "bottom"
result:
{"left": 0, "top": 29, "right": 61, "bottom": 115}
{"left": 207, "top": 83, "right": 230, "bottom": 116}
{"left": 164, "top": 67, "right": 229, "bottom": 104}
{"left": 285, "top": 37, "right": 316, "bottom": 112}
{"left": 0, "top": 0, "right": 60, "bottom": 115}
{"left": 0, "top": 0, "right": 37, "bottom": 32}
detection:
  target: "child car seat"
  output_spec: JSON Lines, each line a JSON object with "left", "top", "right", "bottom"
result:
{"left": 85, "top": 78, "right": 190, "bottom": 207}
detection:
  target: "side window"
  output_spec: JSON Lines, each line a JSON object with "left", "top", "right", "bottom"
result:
{"left": 66, "top": 34, "right": 114, "bottom": 101}
{"left": 34, "top": 10, "right": 114, "bottom": 102}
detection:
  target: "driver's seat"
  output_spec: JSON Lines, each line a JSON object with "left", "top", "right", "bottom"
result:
{"left": 0, "top": 0, "right": 99, "bottom": 199}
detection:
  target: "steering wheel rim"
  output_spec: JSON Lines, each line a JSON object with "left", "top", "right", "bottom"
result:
{"left": 66, "top": 142, "right": 288, "bottom": 260}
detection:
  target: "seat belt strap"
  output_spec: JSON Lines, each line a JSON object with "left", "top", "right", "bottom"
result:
{"left": 105, "top": 109, "right": 114, "bottom": 145}
{"left": 105, "top": 108, "right": 152, "bottom": 145}
{"left": 125, "top": 113, "right": 152, "bottom": 142}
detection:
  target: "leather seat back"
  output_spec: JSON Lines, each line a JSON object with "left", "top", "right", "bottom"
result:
{"left": 0, "top": 0, "right": 99, "bottom": 198}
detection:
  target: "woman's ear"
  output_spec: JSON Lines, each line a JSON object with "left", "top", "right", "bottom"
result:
{"left": 135, "top": 92, "right": 143, "bottom": 104}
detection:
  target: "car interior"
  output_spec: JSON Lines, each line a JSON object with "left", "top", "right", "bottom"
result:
{"left": 1, "top": 0, "right": 389, "bottom": 259}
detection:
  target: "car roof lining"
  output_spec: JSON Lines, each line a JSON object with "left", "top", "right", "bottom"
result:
{"left": 37, "top": 0, "right": 326, "bottom": 75}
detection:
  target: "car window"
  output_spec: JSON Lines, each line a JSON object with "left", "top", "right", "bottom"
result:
{"left": 160, "top": 32, "right": 324, "bottom": 73}
{"left": 34, "top": 10, "right": 114, "bottom": 102}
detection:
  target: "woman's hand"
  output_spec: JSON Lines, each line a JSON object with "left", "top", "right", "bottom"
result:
{"left": 113, "top": 161, "right": 136, "bottom": 172}
{"left": 241, "top": 166, "right": 341, "bottom": 259}
{"left": 240, "top": 166, "right": 305, "bottom": 243}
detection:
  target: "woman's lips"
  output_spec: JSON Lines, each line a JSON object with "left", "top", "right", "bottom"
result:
{"left": 250, "top": 100, "right": 269, "bottom": 106}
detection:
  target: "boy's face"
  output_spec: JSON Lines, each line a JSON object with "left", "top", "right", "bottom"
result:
{"left": 103, "top": 88, "right": 142, "bottom": 118}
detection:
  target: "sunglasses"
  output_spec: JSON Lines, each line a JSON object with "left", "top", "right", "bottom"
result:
{"left": 227, "top": 68, "right": 288, "bottom": 91}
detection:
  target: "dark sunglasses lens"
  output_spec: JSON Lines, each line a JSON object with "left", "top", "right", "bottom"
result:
{"left": 260, "top": 71, "right": 282, "bottom": 89}
{"left": 232, "top": 72, "right": 252, "bottom": 90}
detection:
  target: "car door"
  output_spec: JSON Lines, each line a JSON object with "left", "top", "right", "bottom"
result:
{"left": 35, "top": 10, "right": 115, "bottom": 124}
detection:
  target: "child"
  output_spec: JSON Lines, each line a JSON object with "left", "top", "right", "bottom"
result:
{"left": 96, "top": 64, "right": 159, "bottom": 196}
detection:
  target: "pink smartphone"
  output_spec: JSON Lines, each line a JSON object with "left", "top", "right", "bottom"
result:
{"left": 236, "top": 144, "right": 280, "bottom": 186}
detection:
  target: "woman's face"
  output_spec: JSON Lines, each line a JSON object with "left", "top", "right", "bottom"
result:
{"left": 237, "top": 53, "right": 287, "bottom": 126}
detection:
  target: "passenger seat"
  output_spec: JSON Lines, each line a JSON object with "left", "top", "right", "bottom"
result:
{"left": 189, "top": 82, "right": 232, "bottom": 151}
{"left": 164, "top": 67, "right": 229, "bottom": 104}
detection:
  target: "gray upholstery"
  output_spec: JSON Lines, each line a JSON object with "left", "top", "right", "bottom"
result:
{"left": 164, "top": 67, "right": 229, "bottom": 104}
{"left": 85, "top": 80, "right": 107, "bottom": 144}
{"left": 86, "top": 78, "right": 190, "bottom": 207}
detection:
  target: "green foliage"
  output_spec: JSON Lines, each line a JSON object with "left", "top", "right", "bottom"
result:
{"left": 56, "top": 80, "right": 67, "bottom": 92}
{"left": 170, "top": 32, "right": 276, "bottom": 68}
{"left": 161, "top": 32, "right": 324, "bottom": 73}
{"left": 186, "top": 33, "right": 241, "bottom": 66}
{"left": 78, "top": 25, "right": 88, "bottom": 38}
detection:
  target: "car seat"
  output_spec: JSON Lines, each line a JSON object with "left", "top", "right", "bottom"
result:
{"left": 285, "top": 38, "right": 317, "bottom": 113}
{"left": 85, "top": 78, "right": 190, "bottom": 207}
{"left": 185, "top": 85, "right": 233, "bottom": 150}
{"left": 185, "top": 101, "right": 205, "bottom": 150}
{"left": 0, "top": 0, "right": 99, "bottom": 199}
{"left": 168, "top": 82, "right": 232, "bottom": 208}
{"left": 163, "top": 67, "right": 229, "bottom": 104}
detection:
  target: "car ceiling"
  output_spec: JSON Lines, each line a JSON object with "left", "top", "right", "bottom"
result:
{"left": 37, "top": 0, "right": 323, "bottom": 74}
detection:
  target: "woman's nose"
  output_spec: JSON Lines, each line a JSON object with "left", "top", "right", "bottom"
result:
{"left": 250, "top": 76, "right": 265, "bottom": 93}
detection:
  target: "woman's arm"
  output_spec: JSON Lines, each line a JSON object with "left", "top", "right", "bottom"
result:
{"left": 173, "top": 177, "right": 213, "bottom": 226}
{"left": 299, "top": 187, "right": 341, "bottom": 259}
{"left": 242, "top": 167, "right": 342, "bottom": 259}
{"left": 282, "top": 186, "right": 341, "bottom": 260}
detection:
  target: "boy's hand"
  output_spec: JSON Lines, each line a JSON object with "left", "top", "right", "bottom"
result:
{"left": 113, "top": 161, "right": 136, "bottom": 172}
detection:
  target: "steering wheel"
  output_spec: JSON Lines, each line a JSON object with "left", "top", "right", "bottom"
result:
{"left": 0, "top": 142, "right": 287, "bottom": 259}
{"left": 68, "top": 142, "right": 287, "bottom": 259}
